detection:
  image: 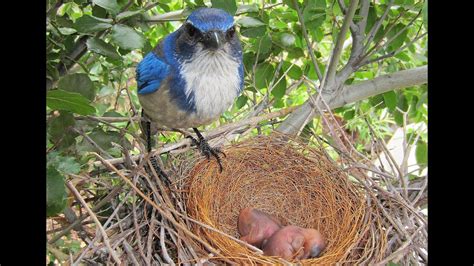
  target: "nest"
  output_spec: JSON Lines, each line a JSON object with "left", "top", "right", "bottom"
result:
{"left": 58, "top": 131, "right": 427, "bottom": 265}
{"left": 185, "top": 134, "right": 386, "bottom": 265}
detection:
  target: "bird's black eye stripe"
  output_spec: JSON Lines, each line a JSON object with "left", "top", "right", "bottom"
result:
{"left": 186, "top": 23, "right": 197, "bottom": 37}
{"left": 226, "top": 26, "right": 236, "bottom": 39}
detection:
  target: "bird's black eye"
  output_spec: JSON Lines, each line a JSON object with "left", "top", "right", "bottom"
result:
{"left": 226, "top": 26, "right": 236, "bottom": 39}
{"left": 186, "top": 23, "right": 197, "bottom": 37}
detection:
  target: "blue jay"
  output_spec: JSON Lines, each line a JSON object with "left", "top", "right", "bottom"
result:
{"left": 136, "top": 8, "right": 244, "bottom": 172}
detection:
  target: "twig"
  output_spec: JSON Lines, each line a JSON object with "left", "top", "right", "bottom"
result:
{"left": 47, "top": 243, "right": 69, "bottom": 261}
{"left": 93, "top": 153, "right": 235, "bottom": 264}
{"left": 65, "top": 180, "right": 122, "bottom": 265}
{"left": 364, "top": 0, "right": 394, "bottom": 52}
{"left": 71, "top": 127, "right": 113, "bottom": 160}
{"left": 324, "top": 0, "right": 360, "bottom": 89}
{"left": 92, "top": 106, "right": 298, "bottom": 167}
{"left": 376, "top": 226, "right": 424, "bottom": 265}
{"left": 49, "top": 186, "right": 122, "bottom": 244}
{"left": 123, "top": 240, "right": 140, "bottom": 266}
{"left": 292, "top": 0, "right": 323, "bottom": 81}
{"left": 161, "top": 218, "right": 176, "bottom": 265}
{"left": 362, "top": 32, "right": 427, "bottom": 66}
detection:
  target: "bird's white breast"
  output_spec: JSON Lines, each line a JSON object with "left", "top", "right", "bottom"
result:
{"left": 179, "top": 47, "right": 240, "bottom": 124}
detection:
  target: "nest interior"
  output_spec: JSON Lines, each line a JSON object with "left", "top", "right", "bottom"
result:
{"left": 185, "top": 135, "right": 386, "bottom": 265}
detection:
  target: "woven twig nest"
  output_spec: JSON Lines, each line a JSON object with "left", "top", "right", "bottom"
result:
{"left": 185, "top": 134, "right": 387, "bottom": 265}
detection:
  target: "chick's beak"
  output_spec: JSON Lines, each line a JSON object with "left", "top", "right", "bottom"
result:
{"left": 202, "top": 30, "right": 224, "bottom": 50}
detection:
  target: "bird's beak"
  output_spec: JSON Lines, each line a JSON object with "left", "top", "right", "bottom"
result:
{"left": 202, "top": 30, "right": 224, "bottom": 50}
{"left": 310, "top": 246, "right": 323, "bottom": 258}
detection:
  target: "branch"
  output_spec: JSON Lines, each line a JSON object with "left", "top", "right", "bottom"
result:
{"left": 292, "top": 0, "right": 323, "bottom": 82}
{"left": 144, "top": 9, "right": 186, "bottom": 22}
{"left": 65, "top": 180, "right": 122, "bottom": 264}
{"left": 364, "top": 0, "right": 394, "bottom": 53}
{"left": 362, "top": 31, "right": 427, "bottom": 66}
{"left": 277, "top": 66, "right": 427, "bottom": 135}
{"left": 323, "top": 0, "right": 360, "bottom": 89}
{"left": 92, "top": 105, "right": 297, "bottom": 167}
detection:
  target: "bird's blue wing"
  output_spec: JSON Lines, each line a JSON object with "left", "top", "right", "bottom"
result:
{"left": 136, "top": 52, "right": 170, "bottom": 95}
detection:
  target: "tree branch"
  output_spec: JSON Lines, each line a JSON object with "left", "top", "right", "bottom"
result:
{"left": 323, "top": 0, "right": 360, "bottom": 89}
{"left": 277, "top": 66, "right": 427, "bottom": 135}
{"left": 292, "top": 0, "right": 323, "bottom": 82}
{"left": 364, "top": 0, "right": 394, "bottom": 53}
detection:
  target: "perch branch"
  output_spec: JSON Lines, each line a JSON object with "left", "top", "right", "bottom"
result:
{"left": 92, "top": 106, "right": 297, "bottom": 167}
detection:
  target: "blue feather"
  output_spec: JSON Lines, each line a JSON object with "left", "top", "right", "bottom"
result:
{"left": 187, "top": 8, "right": 234, "bottom": 32}
{"left": 136, "top": 52, "right": 170, "bottom": 95}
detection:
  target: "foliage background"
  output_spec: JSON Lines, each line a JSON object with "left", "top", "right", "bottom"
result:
{"left": 46, "top": 0, "right": 427, "bottom": 263}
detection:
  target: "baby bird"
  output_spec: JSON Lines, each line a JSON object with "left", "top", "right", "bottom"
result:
{"left": 237, "top": 207, "right": 282, "bottom": 248}
{"left": 263, "top": 225, "right": 326, "bottom": 260}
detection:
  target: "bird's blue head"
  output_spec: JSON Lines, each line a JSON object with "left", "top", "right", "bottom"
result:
{"left": 173, "top": 8, "right": 241, "bottom": 56}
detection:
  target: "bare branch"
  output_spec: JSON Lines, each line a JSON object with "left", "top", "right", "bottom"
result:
{"left": 291, "top": 0, "right": 323, "bottom": 82}
{"left": 362, "top": 31, "right": 426, "bottom": 66}
{"left": 364, "top": 0, "right": 395, "bottom": 52}
{"left": 277, "top": 66, "right": 427, "bottom": 135}
{"left": 324, "top": 0, "right": 360, "bottom": 89}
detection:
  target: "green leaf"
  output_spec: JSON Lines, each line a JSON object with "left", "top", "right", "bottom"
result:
{"left": 256, "top": 34, "right": 272, "bottom": 54}
{"left": 48, "top": 111, "right": 78, "bottom": 148}
{"left": 282, "top": 0, "right": 298, "bottom": 10}
{"left": 394, "top": 51, "right": 411, "bottom": 62}
{"left": 240, "top": 25, "right": 267, "bottom": 38}
{"left": 92, "top": 0, "right": 120, "bottom": 15}
{"left": 58, "top": 73, "right": 96, "bottom": 101}
{"left": 387, "top": 23, "right": 408, "bottom": 52}
{"left": 116, "top": 10, "right": 143, "bottom": 21}
{"left": 47, "top": 90, "right": 96, "bottom": 115}
{"left": 283, "top": 61, "right": 303, "bottom": 80}
{"left": 211, "top": 0, "right": 237, "bottom": 15}
{"left": 343, "top": 110, "right": 355, "bottom": 120}
{"left": 110, "top": 24, "right": 145, "bottom": 50}
{"left": 236, "top": 4, "right": 259, "bottom": 14}
{"left": 365, "top": 5, "right": 377, "bottom": 34}
{"left": 287, "top": 47, "right": 305, "bottom": 60}
{"left": 415, "top": 141, "right": 427, "bottom": 165}
{"left": 58, "top": 27, "right": 77, "bottom": 35}
{"left": 235, "top": 95, "right": 248, "bottom": 109}
{"left": 255, "top": 63, "right": 275, "bottom": 90}
{"left": 302, "top": 0, "right": 326, "bottom": 29}
{"left": 74, "top": 15, "right": 113, "bottom": 33}
{"left": 86, "top": 129, "right": 122, "bottom": 151}
{"left": 237, "top": 17, "right": 266, "bottom": 27}
{"left": 47, "top": 167, "right": 67, "bottom": 217}
{"left": 271, "top": 74, "right": 287, "bottom": 99}
{"left": 47, "top": 152, "right": 82, "bottom": 175}
{"left": 86, "top": 37, "right": 121, "bottom": 60}
{"left": 369, "top": 94, "right": 385, "bottom": 109}
{"left": 383, "top": 91, "right": 397, "bottom": 111}
{"left": 394, "top": 110, "right": 403, "bottom": 126}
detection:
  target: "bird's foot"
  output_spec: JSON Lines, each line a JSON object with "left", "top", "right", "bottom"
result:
{"left": 147, "top": 155, "right": 172, "bottom": 186}
{"left": 187, "top": 133, "right": 226, "bottom": 173}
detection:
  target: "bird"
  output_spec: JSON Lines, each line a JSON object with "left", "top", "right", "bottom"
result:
{"left": 262, "top": 225, "right": 326, "bottom": 260}
{"left": 237, "top": 207, "right": 283, "bottom": 248}
{"left": 135, "top": 7, "right": 244, "bottom": 173}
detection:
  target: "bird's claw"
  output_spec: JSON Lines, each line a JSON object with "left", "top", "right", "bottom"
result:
{"left": 187, "top": 136, "right": 225, "bottom": 172}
